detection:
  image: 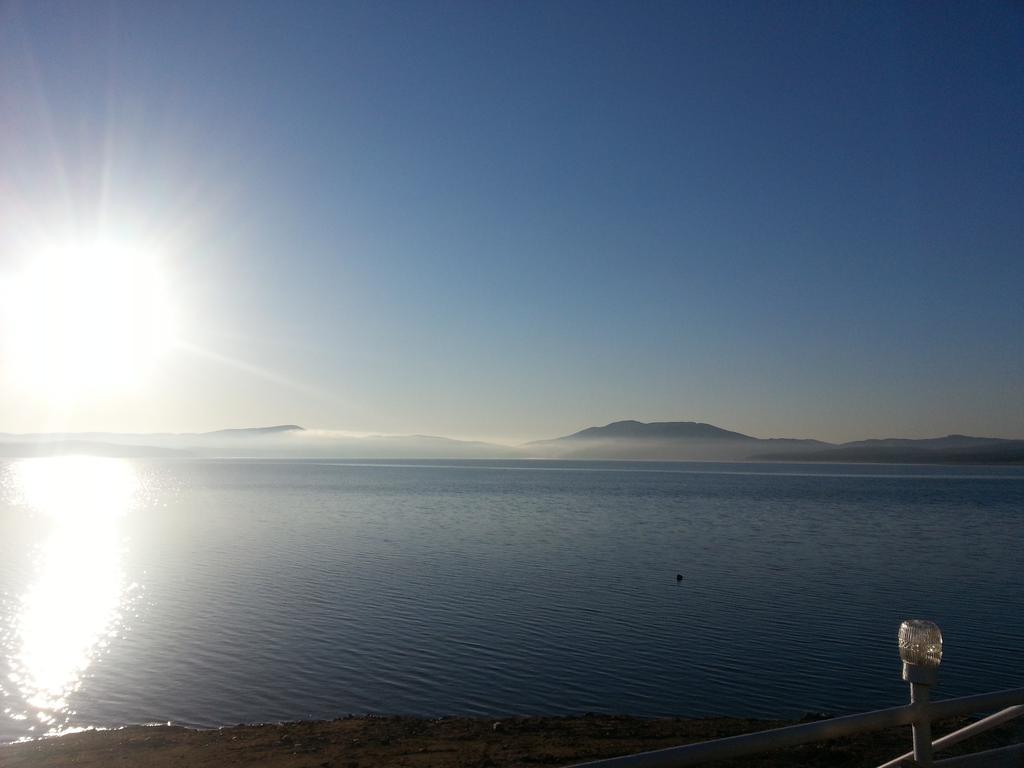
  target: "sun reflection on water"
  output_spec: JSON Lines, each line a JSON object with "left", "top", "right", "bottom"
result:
{"left": 2, "top": 457, "right": 138, "bottom": 735}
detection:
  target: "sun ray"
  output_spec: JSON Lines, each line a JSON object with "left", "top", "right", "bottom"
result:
{"left": 175, "top": 339, "right": 335, "bottom": 402}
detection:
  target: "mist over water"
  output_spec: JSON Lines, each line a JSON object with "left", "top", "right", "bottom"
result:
{"left": 1, "top": 458, "right": 1023, "bottom": 743}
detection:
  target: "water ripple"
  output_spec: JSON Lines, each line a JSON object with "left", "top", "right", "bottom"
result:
{"left": 2, "top": 459, "right": 1023, "bottom": 741}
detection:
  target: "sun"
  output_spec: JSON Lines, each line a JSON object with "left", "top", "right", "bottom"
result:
{"left": 2, "top": 241, "right": 176, "bottom": 400}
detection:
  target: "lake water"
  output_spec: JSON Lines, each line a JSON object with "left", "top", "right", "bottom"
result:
{"left": 1, "top": 457, "right": 1023, "bottom": 743}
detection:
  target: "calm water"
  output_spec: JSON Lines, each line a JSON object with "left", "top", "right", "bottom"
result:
{"left": 1, "top": 457, "right": 1023, "bottom": 742}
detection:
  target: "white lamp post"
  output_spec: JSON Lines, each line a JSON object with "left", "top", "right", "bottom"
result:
{"left": 899, "top": 619, "right": 943, "bottom": 766}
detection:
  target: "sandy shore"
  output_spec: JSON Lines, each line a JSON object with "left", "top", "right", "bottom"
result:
{"left": 3, "top": 713, "right": 1023, "bottom": 768}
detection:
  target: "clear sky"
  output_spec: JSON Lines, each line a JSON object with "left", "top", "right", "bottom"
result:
{"left": 0, "top": 0, "right": 1021, "bottom": 443}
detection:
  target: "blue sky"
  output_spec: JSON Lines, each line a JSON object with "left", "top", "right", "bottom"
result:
{"left": 0, "top": 1, "right": 1021, "bottom": 442}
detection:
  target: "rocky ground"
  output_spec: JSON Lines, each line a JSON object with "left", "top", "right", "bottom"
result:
{"left": 3, "top": 713, "right": 1022, "bottom": 767}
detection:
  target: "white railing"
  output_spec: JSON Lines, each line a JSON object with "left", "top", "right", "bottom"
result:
{"left": 566, "top": 621, "right": 1024, "bottom": 768}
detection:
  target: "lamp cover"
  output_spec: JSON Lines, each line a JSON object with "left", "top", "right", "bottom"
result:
{"left": 899, "top": 619, "right": 943, "bottom": 668}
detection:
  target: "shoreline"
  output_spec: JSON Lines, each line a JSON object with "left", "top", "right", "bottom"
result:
{"left": 4, "top": 713, "right": 1022, "bottom": 767}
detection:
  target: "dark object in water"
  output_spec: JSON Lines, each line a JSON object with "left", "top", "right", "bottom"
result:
{"left": 676, "top": 573, "right": 683, "bottom": 582}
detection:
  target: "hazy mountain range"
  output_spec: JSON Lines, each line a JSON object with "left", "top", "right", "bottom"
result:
{"left": 0, "top": 425, "right": 520, "bottom": 460}
{"left": 1, "top": 420, "right": 1022, "bottom": 464}
{"left": 523, "top": 421, "right": 1024, "bottom": 463}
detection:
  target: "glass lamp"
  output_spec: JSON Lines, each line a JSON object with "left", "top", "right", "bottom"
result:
{"left": 899, "top": 619, "right": 942, "bottom": 685}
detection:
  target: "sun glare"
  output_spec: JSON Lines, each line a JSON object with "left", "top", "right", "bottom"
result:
{"left": 2, "top": 242, "right": 175, "bottom": 401}
{"left": 4, "top": 457, "right": 138, "bottom": 733}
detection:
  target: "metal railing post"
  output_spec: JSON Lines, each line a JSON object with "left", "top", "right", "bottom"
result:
{"left": 878, "top": 704, "right": 1024, "bottom": 768}
{"left": 911, "top": 681, "right": 933, "bottom": 766}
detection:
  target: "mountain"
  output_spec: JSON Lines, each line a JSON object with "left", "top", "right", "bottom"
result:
{"left": 0, "top": 425, "right": 518, "bottom": 459}
{"left": 835, "top": 434, "right": 1013, "bottom": 451}
{"left": 752, "top": 437, "right": 1024, "bottom": 465}
{"left": 524, "top": 421, "right": 1023, "bottom": 463}
{"left": 525, "top": 420, "right": 827, "bottom": 461}
{"left": 0, "top": 424, "right": 305, "bottom": 442}
{"left": 201, "top": 425, "right": 305, "bottom": 437}
{"left": 560, "top": 420, "right": 754, "bottom": 441}
{"left": 0, "top": 440, "right": 185, "bottom": 458}
{"left": 1, "top": 421, "right": 1020, "bottom": 464}
{"left": 0, "top": 426, "right": 300, "bottom": 458}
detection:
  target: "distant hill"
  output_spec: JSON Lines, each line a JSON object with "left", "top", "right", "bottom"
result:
{"left": 0, "top": 424, "right": 307, "bottom": 457}
{"left": 0, "top": 441, "right": 186, "bottom": 458}
{"left": 836, "top": 434, "right": 1014, "bottom": 451}
{"left": 0, "top": 425, "right": 518, "bottom": 459}
{"left": 560, "top": 420, "right": 755, "bottom": 441}
{"left": 525, "top": 420, "right": 827, "bottom": 461}
{"left": 0, "top": 424, "right": 305, "bottom": 442}
{"left": 202, "top": 425, "right": 305, "bottom": 437}
{"left": 753, "top": 438, "right": 1024, "bottom": 465}
{"left": 524, "top": 421, "right": 1023, "bottom": 464}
